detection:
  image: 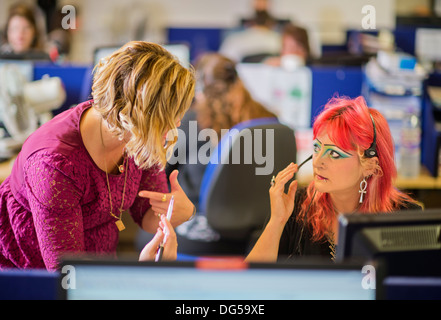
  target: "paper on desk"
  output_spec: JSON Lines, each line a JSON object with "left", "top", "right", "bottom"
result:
{"left": 237, "top": 63, "right": 313, "bottom": 129}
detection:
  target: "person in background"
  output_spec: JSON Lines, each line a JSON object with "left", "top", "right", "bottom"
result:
{"left": 265, "top": 22, "right": 311, "bottom": 69}
{"left": 219, "top": 9, "right": 281, "bottom": 63}
{"left": 0, "top": 2, "right": 49, "bottom": 60}
{"left": 246, "top": 96, "right": 422, "bottom": 262}
{"left": 242, "top": 0, "right": 277, "bottom": 28}
{"left": 0, "top": 41, "right": 195, "bottom": 270}
{"left": 160, "top": 53, "right": 277, "bottom": 255}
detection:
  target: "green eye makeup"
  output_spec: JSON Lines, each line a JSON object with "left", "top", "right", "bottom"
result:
{"left": 313, "top": 139, "right": 352, "bottom": 159}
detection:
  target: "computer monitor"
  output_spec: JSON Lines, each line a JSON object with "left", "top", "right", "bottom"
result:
{"left": 59, "top": 258, "right": 375, "bottom": 300}
{"left": 0, "top": 51, "right": 51, "bottom": 62}
{"left": 93, "top": 43, "right": 190, "bottom": 68}
{"left": 336, "top": 209, "right": 441, "bottom": 298}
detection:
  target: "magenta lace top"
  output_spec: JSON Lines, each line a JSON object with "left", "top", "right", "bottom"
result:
{"left": 0, "top": 100, "right": 168, "bottom": 270}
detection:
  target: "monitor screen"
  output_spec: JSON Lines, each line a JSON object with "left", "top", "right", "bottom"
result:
{"left": 59, "top": 258, "right": 375, "bottom": 300}
{"left": 93, "top": 43, "right": 190, "bottom": 68}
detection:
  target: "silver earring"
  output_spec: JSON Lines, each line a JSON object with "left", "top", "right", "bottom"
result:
{"left": 359, "top": 177, "right": 367, "bottom": 203}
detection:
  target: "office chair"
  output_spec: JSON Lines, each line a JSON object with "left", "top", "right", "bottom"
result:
{"left": 199, "top": 117, "right": 297, "bottom": 246}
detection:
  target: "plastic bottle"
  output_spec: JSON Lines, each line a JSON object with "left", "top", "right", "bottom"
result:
{"left": 399, "top": 108, "right": 421, "bottom": 178}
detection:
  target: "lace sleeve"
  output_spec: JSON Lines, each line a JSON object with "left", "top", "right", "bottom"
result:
{"left": 24, "top": 153, "right": 85, "bottom": 270}
{"left": 129, "top": 165, "right": 168, "bottom": 226}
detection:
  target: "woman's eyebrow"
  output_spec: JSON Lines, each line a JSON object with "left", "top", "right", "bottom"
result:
{"left": 315, "top": 138, "right": 353, "bottom": 156}
{"left": 326, "top": 145, "right": 353, "bottom": 156}
{"left": 320, "top": 142, "right": 353, "bottom": 156}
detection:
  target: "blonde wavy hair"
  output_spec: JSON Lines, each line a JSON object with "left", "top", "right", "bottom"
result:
{"left": 91, "top": 41, "right": 195, "bottom": 170}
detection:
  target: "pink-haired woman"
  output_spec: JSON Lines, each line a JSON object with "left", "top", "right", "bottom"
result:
{"left": 246, "top": 96, "right": 422, "bottom": 262}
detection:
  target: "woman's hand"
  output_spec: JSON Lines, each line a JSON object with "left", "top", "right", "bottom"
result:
{"left": 138, "top": 170, "right": 194, "bottom": 227}
{"left": 245, "top": 162, "right": 299, "bottom": 263}
{"left": 139, "top": 214, "right": 177, "bottom": 261}
{"left": 269, "top": 162, "right": 298, "bottom": 226}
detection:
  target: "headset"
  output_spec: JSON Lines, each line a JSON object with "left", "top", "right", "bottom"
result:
{"left": 364, "top": 113, "right": 377, "bottom": 158}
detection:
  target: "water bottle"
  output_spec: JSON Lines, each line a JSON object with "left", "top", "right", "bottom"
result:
{"left": 399, "top": 108, "right": 421, "bottom": 178}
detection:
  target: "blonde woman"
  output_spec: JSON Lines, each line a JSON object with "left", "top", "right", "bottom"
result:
{"left": 0, "top": 41, "right": 196, "bottom": 270}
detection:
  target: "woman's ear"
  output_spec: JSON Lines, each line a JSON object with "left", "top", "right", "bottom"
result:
{"left": 362, "top": 156, "right": 379, "bottom": 177}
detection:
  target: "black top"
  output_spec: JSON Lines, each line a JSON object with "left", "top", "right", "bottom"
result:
{"left": 277, "top": 188, "right": 423, "bottom": 261}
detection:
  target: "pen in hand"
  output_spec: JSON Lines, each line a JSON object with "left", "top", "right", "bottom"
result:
{"left": 155, "top": 195, "right": 174, "bottom": 262}
{"left": 297, "top": 155, "right": 312, "bottom": 170}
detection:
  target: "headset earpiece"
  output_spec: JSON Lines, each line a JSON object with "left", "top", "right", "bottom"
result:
{"left": 364, "top": 113, "right": 377, "bottom": 158}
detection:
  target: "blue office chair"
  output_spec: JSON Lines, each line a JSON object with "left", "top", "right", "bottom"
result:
{"left": 198, "top": 117, "right": 297, "bottom": 245}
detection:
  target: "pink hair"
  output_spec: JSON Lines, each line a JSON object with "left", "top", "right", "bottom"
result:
{"left": 299, "top": 96, "right": 418, "bottom": 242}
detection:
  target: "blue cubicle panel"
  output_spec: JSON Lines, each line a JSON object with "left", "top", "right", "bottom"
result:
{"left": 31, "top": 61, "right": 365, "bottom": 131}
{"left": 310, "top": 66, "right": 363, "bottom": 125}
{"left": 346, "top": 28, "right": 416, "bottom": 57}
{"left": 0, "top": 269, "right": 60, "bottom": 300}
{"left": 421, "top": 73, "right": 441, "bottom": 177}
{"left": 167, "top": 27, "right": 224, "bottom": 63}
{"left": 33, "top": 63, "right": 92, "bottom": 115}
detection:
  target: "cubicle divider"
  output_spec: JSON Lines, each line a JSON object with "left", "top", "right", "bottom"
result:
{"left": 32, "top": 61, "right": 364, "bottom": 130}
{"left": 422, "top": 73, "right": 441, "bottom": 177}
{"left": 310, "top": 65, "right": 363, "bottom": 124}
{"left": 167, "top": 27, "right": 224, "bottom": 63}
{"left": 33, "top": 63, "right": 92, "bottom": 115}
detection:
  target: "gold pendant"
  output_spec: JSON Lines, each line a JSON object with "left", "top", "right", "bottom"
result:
{"left": 115, "top": 220, "right": 125, "bottom": 231}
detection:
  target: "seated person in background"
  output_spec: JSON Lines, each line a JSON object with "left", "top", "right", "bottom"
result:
{"left": 0, "top": 3, "right": 50, "bottom": 60}
{"left": 193, "top": 53, "right": 277, "bottom": 138}
{"left": 246, "top": 96, "right": 423, "bottom": 263}
{"left": 219, "top": 9, "right": 281, "bottom": 63}
{"left": 139, "top": 53, "right": 277, "bottom": 256}
{"left": 265, "top": 22, "right": 311, "bottom": 70}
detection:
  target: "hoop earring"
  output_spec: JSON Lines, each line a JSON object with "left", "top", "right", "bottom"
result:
{"left": 359, "top": 177, "right": 367, "bottom": 203}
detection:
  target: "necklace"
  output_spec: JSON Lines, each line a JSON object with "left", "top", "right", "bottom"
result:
{"left": 117, "top": 156, "right": 127, "bottom": 173}
{"left": 100, "top": 118, "right": 128, "bottom": 231}
{"left": 328, "top": 204, "right": 360, "bottom": 261}
{"left": 327, "top": 231, "right": 336, "bottom": 261}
